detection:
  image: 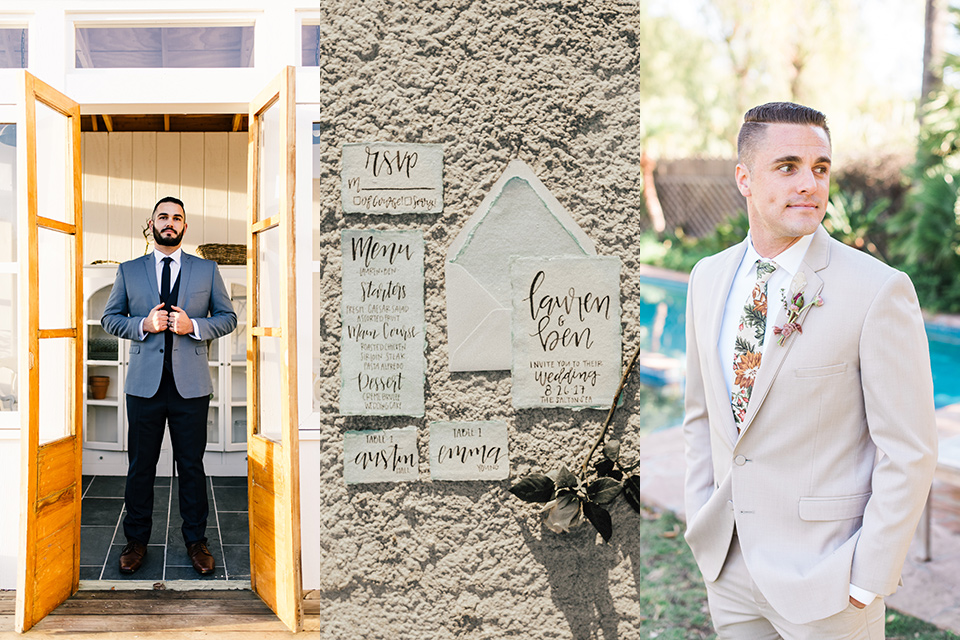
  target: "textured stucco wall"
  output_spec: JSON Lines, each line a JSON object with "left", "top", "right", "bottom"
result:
{"left": 303, "top": 1, "right": 690, "bottom": 637}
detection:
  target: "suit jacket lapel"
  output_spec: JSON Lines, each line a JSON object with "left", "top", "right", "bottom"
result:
{"left": 178, "top": 253, "right": 194, "bottom": 304}
{"left": 737, "top": 227, "right": 830, "bottom": 438}
{"left": 707, "top": 241, "right": 748, "bottom": 445}
{"left": 141, "top": 254, "right": 160, "bottom": 304}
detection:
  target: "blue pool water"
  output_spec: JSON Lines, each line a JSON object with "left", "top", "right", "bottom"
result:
{"left": 633, "top": 276, "right": 960, "bottom": 411}
{"left": 927, "top": 323, "right": 960, "bottom": 409}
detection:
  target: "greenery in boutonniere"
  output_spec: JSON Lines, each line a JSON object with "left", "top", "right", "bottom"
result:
{"left": 773, "top": 272, "right": 824, "bottom": 345}
{"left": 508, "top": 341, "right": 650, "bottom": 542}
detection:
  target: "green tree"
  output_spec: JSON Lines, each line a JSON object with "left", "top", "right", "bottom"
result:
{"left": 891, "top": 7, "right": 960, "bottom": 312}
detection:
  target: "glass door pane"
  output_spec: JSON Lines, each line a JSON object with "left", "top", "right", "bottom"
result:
{"left": 0, "top": 123, "right": 16, "bottom": 415}
{"left": 34, "top": 101, "right": 72, "bottom": 225}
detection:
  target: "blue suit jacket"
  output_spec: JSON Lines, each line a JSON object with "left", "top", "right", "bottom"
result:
{"left": 101, "top": 252, "right": 238, "bottom": 399}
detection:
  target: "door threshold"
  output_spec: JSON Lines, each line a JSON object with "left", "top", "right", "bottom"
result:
{"left": 79, "top": 579, "right": 251, "bottom": 591}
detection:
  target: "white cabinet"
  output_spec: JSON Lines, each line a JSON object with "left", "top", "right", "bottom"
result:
{"left": 83, "top": 264, "right": 248, "bottom": 476}
{"left": 83, "top": 265, "right": 127, "bottom": 455}
{"left": 206, "top": 267, "right": 248, "bottom": 456}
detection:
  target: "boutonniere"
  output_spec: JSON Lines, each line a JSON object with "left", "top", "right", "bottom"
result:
{"left": 773, "top": 272, "right": 823, "bottom": 345}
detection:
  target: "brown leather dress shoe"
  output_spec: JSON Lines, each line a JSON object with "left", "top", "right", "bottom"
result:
{"left": 119, "top": 541, "right": 147, "bottom": 574}
{"left": 186, "top": 541, "right": 215, "bottom": 575}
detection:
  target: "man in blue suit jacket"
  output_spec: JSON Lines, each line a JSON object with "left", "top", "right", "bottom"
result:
{"left": 102, "top": 196, "right": 237, "bottom": 576}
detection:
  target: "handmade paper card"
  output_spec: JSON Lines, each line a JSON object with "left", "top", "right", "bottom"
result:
{"left": 341, "top": 143, "right": 443, "bottom": 214}
{"left": 343, "top": 425, "right": 419, "bottom": 484}
{"left": 445, "top": 159, "right": 596, "bottom": 372}
{"left": 429, "top": 421, "right": 510, "bottom": 481}
{"left": 511, "top": 256, "right": 621, "bottom": 409}
{"left": 340, "top": 229, "right": 425, "bottom": 416}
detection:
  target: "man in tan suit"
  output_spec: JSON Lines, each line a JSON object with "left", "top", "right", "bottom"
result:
{"left": 683, "top": 102, "right": 938, "bottom": 638}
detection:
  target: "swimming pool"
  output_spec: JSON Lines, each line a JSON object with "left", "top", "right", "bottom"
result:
{"left": 926, "top": 323, "right": 960, "bottom": 409}
{"left": 631, "top": 276, "right": 960, "bottom": 424}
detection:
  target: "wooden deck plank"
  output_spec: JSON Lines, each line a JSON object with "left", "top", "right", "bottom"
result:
{"left": 31, "top": 615, "right": 289, "bottom": 632}
{"left": 0, "top": 590, "right": 341, "bottom": 635}
{"left": 50, "top": 599, "right": 275, "bottom": 615}
{"left": 66, "top": 589, "right": 261, "bottom": 601}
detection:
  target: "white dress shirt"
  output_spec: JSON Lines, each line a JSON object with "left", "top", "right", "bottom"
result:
{"left": 716, "top": 228, "right": 877, "bottom": 607}
{"left": 718, "top": 231, "right": 814, "bottom": 398}
{"left": 137, "top": 248, "right": 200, "bottom": 340}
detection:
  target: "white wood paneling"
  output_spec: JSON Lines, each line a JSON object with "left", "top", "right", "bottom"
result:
{"left": 180, "top": 132, "right": 205, "bottom": 251}
{"left": 106, "top": 133, "right": 133, "bottom": 262}
{"left": 203, "top": 132, "right": 229, "bottom": 244}
{"left": 82, "top": 132, "right": 247, "bottom": 263}
{"left": 156, "top": 132, "right": 181, "bottom": 204}
{"left": 131, "top": 132, "right": 157, "bottom": 259}
{"left": 82, "top": 133, "right": 109, "bottom": 263}
{"left": 228, "top": 133, "right": 247, "bottom": 245}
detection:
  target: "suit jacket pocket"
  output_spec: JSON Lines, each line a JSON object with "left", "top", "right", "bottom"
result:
{"left": 798, "top": 492, "right": 871, "bottom": 521}
{"left": 794, "top": 363, "right": 848, "bottom": 378}
{"left": 130, "top": 344, "right": 140, "bottom": 354}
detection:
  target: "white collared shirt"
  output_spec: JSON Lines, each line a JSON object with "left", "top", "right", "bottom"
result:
{"left": 718, "top": 231, "right": 815, "bottom": 398}
{"left": 153, "top": 247, "right": 183, "bottom": 295}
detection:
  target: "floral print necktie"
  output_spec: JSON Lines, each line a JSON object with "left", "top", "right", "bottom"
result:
{"left": 731, "top": 259, "right": 778, "bottom": 431}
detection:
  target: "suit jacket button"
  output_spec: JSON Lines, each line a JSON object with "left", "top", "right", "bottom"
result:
{"left": 734, "top": 455, "right": 747, "bottom": 466}
{"left": 159, "top": 349, "right": 164, "bottom": 353}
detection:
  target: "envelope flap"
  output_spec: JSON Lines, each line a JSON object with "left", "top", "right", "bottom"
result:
{"left": 445, "top": 262, "right": 501, "bottom": 349}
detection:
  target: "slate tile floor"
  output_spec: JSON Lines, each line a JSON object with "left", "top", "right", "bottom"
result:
{"left": 80, "top": 475, "right": 249, "bottom": 582}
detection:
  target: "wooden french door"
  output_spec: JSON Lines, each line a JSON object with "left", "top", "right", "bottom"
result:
{"left": 246, "top": 66, "right": 303, "bottom": 632}
{"left": 15, "top": 72, "right": 84, "bottom": 632}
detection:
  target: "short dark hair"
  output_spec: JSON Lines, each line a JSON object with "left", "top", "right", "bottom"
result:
{"left": 737, "top": 102, "right": 830, "bottom": 166}
{"left": 153, "top": 196, "right": 185, "bottom": 217}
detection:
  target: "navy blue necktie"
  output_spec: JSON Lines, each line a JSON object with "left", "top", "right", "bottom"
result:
{"left": 161, "top": 257, "right": 172, "bottom": 372}
{"left": 161, "top": 257, "right": 172, "bottom": 304}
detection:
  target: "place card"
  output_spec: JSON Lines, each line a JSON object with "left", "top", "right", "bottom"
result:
{"left": 340, "top": 229, "right": 425, "bottom": 416}
{"left": 343, "top": 425, "right": 419, "bottom": 484}
{"left": 511, "top": 256, "right": 622, "bottom": 409}
{"left": 429, "top": 421, "right": 510, "bottom": 481}
{"left": 341, "top": 143, "right": 443, "bottom": 214}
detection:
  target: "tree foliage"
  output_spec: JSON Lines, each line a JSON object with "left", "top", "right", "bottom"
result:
{"left": 890, "top": 7, "right": 960, "bottom": 313}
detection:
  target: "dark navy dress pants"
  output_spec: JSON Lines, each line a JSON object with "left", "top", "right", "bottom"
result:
{"left": 123, "top": 368, "right": 210, "bottom": 546}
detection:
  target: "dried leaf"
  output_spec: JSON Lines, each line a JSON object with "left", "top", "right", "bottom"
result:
{"left": 622, "top": 475, "right": 646, "bottom": 513}
{"left": 508, "top": 474, "right": 556, "bottom": 503}
{"left": 603, "top": 438, "right": 621, "bottom": 461}
{"left": 586, "top": 477, "right": 622, "bottom": 505}
{"left": 594, "top": 458, "right": 623, "bottom": 481}
{"left": 582, "top": 500, "right": 613, "bottom": 542}
{"left": 661, "top": 524, "right": 681, "bottom": 539}
{"left": 553, "top": 465, "right": 580, "bottom": 490}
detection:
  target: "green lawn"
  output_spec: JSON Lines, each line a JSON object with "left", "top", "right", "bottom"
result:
{"left": 631, "top": 510, "right": 959, "bottom": 639}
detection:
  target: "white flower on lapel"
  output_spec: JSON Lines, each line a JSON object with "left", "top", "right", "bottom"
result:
{"left": 774, "top": 272, "right": 823, "bottom": 346}
{"left": 790, "top": 272, "right": 807, "bottom": 298}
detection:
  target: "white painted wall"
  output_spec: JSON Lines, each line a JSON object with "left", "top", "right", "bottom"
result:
{"left": 0, "top": 433, "right": 21, "bottom": 588}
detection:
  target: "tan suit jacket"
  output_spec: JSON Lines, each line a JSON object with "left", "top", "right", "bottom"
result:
{"left": 682, "top": 226, "right": 938, "bottom": 624}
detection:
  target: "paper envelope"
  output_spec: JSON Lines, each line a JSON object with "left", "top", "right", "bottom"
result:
{"left": 445, "top": 159, "right": 596, "bottom": 371}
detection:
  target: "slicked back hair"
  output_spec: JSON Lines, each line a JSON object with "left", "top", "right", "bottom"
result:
{"left": 737, "top": 102, "right": 830, "bottom": 167}
{"left": 152, "top": 196, "right": 185, "bottom": 219}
